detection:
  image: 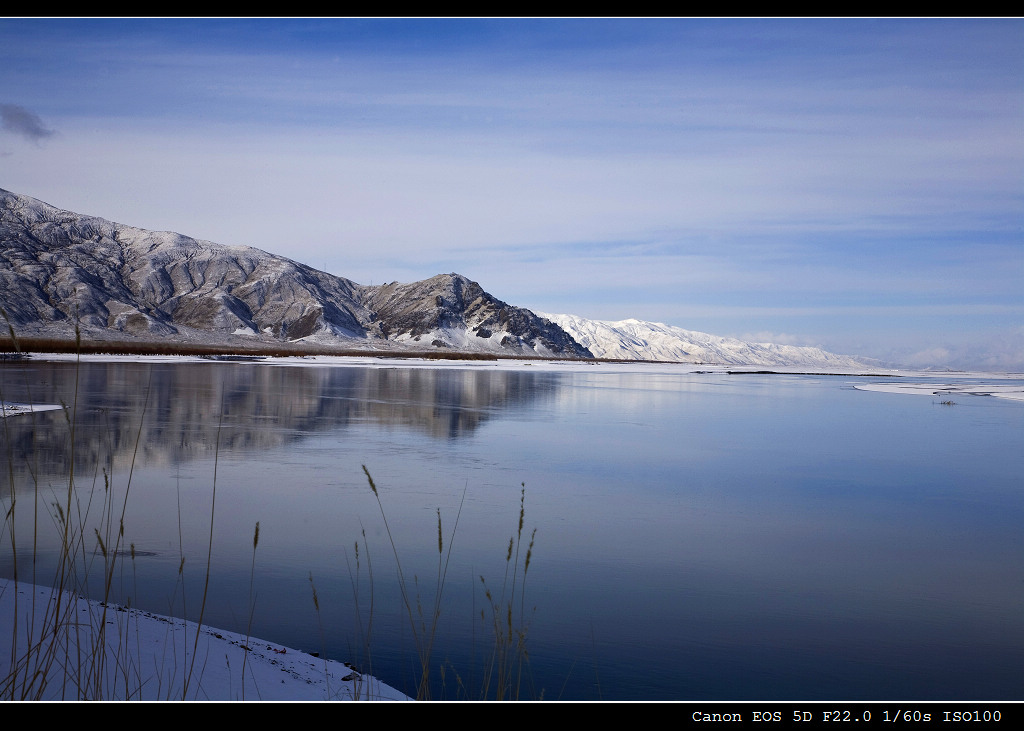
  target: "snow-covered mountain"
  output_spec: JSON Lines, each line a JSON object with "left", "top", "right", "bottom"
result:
{"left": 1, "top": 186, "right": 871, "bottom": 367}
{"left": 0, "top": 188, "right": 589, "bottom": 357}
{"left": 539, "top": 312, "right": 870, "bottom": 368}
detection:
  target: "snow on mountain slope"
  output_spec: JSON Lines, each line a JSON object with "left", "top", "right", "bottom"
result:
{"left": 2, "top": 186, "right": 868, "bottom": 366}
{"left": 0, "top": 188, "right": 588, "bottom": 357}
{"left": 539, "top": 313, "right": 870, "bottom": 368}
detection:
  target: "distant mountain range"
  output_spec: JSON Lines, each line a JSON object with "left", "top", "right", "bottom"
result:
{"left": 540, "top": 313, "right": 870, "bottom": 368}
{"left": 1, "top": 187, "right": 870, "bottom": 367}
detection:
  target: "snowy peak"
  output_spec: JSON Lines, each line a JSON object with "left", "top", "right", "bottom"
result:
{"left": 539, "top": 313, "right": 869, "bottom": 368}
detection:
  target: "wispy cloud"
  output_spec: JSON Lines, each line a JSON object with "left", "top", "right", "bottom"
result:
{"left": 0, "top": 103, "right": 55, "bottom": 143}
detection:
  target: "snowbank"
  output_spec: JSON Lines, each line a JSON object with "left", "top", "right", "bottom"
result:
{"left": 0, "top": 579, "right": 409, "bottom": 701}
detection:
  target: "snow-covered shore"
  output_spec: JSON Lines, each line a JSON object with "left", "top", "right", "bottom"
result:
{"left": 7, "top": 352, "right": 1023, "bottom": 403}
{"left": 0, "top": 578, "right": 410, "bottom": 701}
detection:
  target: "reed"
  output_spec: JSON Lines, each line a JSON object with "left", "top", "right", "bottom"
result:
{"left": 353, "top": 467, "right": 538, "bottom": 700}
{"left": 0, "top": 315, "right": 227, "bottom": 699}
{"left": 476, "top": 485, "right": 537, "bottom": 700}
{"left": 2, "top": 314, "right": 545, "bottom": 700}
{"left": 240, "top": 520, "right": 260, "bottom": 700}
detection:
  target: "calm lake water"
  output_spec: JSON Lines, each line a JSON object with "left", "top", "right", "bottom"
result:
{"left": 2, "top": 357, "right": 1022, "bottom": 700}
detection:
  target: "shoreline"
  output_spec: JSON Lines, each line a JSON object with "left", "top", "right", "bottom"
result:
{"left": 4, "top": 353, "right": 1023, "bottom": 404}
{"left": 0, "top": 578, "right": 410, "bottom": 701}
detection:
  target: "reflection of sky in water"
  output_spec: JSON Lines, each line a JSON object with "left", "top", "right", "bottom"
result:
{"left": 2, "top": 362, "right": 1022, "bottom": 700}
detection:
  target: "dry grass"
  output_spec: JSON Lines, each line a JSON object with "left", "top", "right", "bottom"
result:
{"left": 351, "top": 467, "right": 538, "bottom": 700}
{"left": 0, "top": 315, "right": 228, "bottom": 699}
{"left": 2, "top": 313, "right": 543, "bottom": 700}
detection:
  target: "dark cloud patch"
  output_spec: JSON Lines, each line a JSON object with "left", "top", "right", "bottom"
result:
{"left": 1, "top": 104, "right": 55, "bottom": 143}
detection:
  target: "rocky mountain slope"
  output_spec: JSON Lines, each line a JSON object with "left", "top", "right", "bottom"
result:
{"left": 0, "top": 188, "right": 589, "bottom": 357}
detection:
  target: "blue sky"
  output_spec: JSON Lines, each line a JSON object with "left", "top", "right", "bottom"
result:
{"left": 1, "top": 18, "right": 1021, "bottom": 369}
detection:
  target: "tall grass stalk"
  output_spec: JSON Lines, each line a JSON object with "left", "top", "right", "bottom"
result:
{"left": 0, "top": 324, "right": 232, "bottom": 700}
{"left": 361, "top": 464, "right": 464, "bottom": 699}
{"left": 477, "top": 485, "right": 536, "bottom": 700}
{"left": 182, "top": 397, "right": 223, "bottom": 699}
{"left": 0, "top": 315, "right": 156, "bottom": 699}
{"left": 0, "top": 307, "right": 27, "bottom": 693}
{"left": 2, "top": 321, "right": 546, "bottom": 700}
{"left": 241, "top": 520, "right": 259, "bottom": 700}
{"left": 359, "top": 466, "right": 536, "bottom": 700}
{"left": 343, "top": 526, "right": 376, "bottom": 699}
{"left": 308, "top": 571, "right": 331, "bottom": 696}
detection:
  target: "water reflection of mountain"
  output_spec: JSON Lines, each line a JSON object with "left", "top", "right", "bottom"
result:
{"left": 0, "top": 361, "right": 558, "bottom": 488}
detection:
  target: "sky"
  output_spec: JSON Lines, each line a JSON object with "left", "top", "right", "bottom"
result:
{"left": 1, "top": 18, "right": 1022, "bottom": 370}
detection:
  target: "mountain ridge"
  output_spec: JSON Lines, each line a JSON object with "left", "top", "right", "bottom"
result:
{"left": 1, "top": 187, "right": 872, "bottom": 367}
{"left": 0, "top": 188, "right": 589, "bottom": 358}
